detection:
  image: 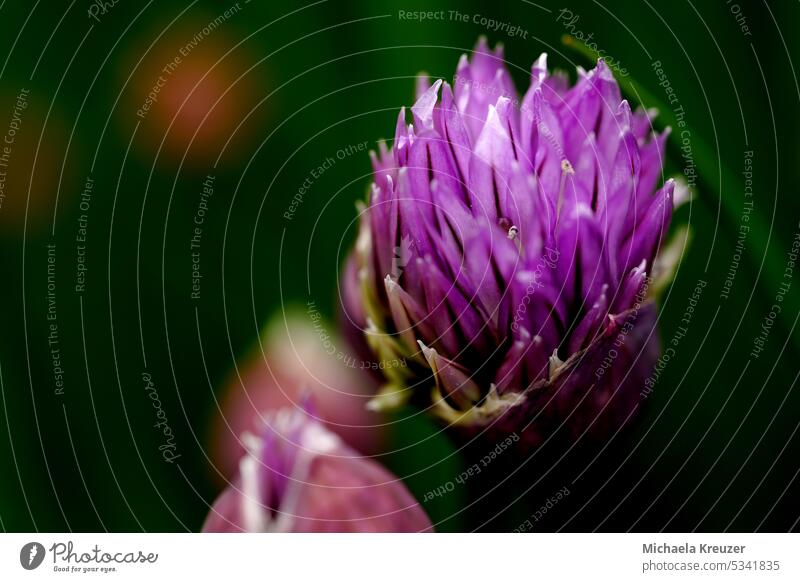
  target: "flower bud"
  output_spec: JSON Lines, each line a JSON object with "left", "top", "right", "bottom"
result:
{"left": 203, "top": 406, "right": 432, "bottom": 532}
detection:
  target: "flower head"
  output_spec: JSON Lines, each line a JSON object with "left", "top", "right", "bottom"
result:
{"left": 342, "top": 39, "right": 680, "bottom": 443}
{"left": 203, "top": 405, "right": 432, "bottom": 532}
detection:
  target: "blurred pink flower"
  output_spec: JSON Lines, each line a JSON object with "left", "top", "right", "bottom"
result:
{"left": 210, "top": 311, "right": 384, "bottom": 480}
{"left": 203, "top": 406, "right": 432, "bottom": 532}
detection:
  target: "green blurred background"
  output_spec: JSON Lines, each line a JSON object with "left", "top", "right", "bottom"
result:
{"left": 0, "top": 0, "right": 798, "bottom": 531}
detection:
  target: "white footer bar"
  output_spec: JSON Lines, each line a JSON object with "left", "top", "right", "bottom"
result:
{"left": 1, "top": 533, "right": 797, "bottom": 581}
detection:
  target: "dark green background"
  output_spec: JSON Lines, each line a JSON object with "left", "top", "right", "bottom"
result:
{"left": 0, "top": 0, "right": 798, "bottom": 531}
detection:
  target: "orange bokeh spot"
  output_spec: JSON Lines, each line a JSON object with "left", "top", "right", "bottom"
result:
{"left": 122, "top": 17, "right": 268, "bottom": 167}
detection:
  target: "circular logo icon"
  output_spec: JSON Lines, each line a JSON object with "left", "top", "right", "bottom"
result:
{"left": 20, "top": 542, "right": 46, "bottom": 570}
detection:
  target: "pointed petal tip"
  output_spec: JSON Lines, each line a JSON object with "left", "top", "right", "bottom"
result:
{"left": 417, "top": 338, "right": 433, "bottom": 358}
{"left": 411, "top": 79, "right": 442, "bottom": 130}
{"left": 593, "top": 58, "right": 614, "bottom": 80}
{"left": 548, "top": 349, "right": 565, "bottom": 379}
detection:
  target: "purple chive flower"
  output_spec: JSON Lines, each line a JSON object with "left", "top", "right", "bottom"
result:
{"left": 342, "top": 38, "right": 683, "bottom": 444}
{"left": 203, "top": 406, "right": 432, "bottom": 532}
